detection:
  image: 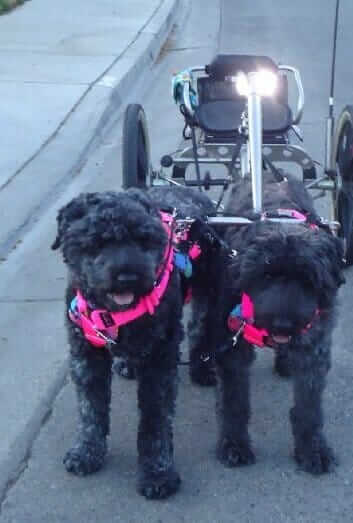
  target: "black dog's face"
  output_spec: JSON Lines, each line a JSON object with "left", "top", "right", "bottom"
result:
{"left": 79, "top": 237, "right": 164, "bottom": 311}
{"left": 246, "top": 275, "right": 318, "bottom": 345}
{"left": 233, "top": 225, "right": 345, "bottom": 345}
{"left": 52, "top": 189, "right": 168, "bottom": 311}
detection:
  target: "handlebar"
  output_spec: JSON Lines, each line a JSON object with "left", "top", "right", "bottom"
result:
{"left": 278, "top": 64, "right": 304, "bottom": 125}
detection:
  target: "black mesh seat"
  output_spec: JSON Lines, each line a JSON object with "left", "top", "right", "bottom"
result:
{"left": 194, "top": 54, "right": 293, "bottom": 136}
{"left": 262, "top": 100, "right": 293, "bottom": 134}
{"left": 194, "top": 100, "right": 244, "bottom": 133}
{"left": 195, "top": 99, "right": 292, "bottom": 134}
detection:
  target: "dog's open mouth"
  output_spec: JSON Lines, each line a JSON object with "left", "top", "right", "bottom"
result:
{"left": 108, "top": 292, "right": 135, "bottom": 306}
{"left": 270, "top": 335, "right": 292, "bottom": 345}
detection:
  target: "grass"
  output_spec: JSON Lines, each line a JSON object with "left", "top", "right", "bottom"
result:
{"left": 0, "top": 0, "right": 27, "bottom": 14}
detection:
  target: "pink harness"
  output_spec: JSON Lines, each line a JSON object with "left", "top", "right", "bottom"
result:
{"left": 227, "top": 209, "right": 320, "bottom": 348}
{"left": 262, "top": 208, "right": 318, "bottom": 230}
{"left": 228, "top": 293, "right": 320, "bottom": 348}
{"left": 68, "top": 211, "right": 201, "bottom": 348}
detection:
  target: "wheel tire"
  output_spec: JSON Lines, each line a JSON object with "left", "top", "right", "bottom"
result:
{"left": 122, "top": 104, "right": 151, "bottom": 189}
{"left": 332, "top": 105, "right": 353, "bottom": 265}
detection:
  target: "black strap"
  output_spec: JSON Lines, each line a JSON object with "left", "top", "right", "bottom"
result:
{"left": 263, "top": 156, "right": 286, "bottom": 182}
{"left": 228, "top": 135, "right": 246, "bottom": 176}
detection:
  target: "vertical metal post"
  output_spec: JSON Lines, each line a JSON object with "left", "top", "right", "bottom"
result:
{"left": 325, "top": 117, "right": 334, "bottom": 171}
{"left": 240, "top": 145, "right": 249, "bottom": 178}
{"left": 247, "top": 73, "right": 263, "bottom": 213}
{"left": 325, "top": 0, "right": 340, "bottom": 171}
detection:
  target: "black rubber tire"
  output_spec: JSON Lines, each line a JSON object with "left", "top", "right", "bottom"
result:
{"left": 332, "top": 105, "right": 353, "bottom": 265}
{"left": 122, "top": 104, "right": 151, "bottom": 189}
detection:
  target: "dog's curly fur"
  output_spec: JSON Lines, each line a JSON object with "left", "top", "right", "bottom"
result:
{"left": 148, "top": 186, "right": 219, "bottom": 386}
{"left": 52, "top": 186, "right": 217, "bottom": 499}
{"left": 115, "top": 186, "right": 220, "bottom": 386}
{"left": 211, "top": 172, "right": 345, "bottom": 475}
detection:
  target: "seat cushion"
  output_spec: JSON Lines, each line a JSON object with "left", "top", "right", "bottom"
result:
{"left": 195, "top": 100, "right": 244, "bottom": 133}
{"left": 194, "top": 99, "right": 292, "bottom": 134}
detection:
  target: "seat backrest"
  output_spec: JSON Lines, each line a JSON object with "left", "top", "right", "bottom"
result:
{"left": 194, "top": 55, "right": 292, "bottom": 136}
{"left": 197, "top": 72, "right": 289, "bottom": 107}
{"left": 205, "top": 54, "right": 278, "bottom": 79}
{"left": 197, "top": 77, "right": 240, "bottom": 105}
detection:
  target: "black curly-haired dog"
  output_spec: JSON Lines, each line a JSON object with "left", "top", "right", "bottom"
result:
{"left": 114, "top": 185, "right": 220, "bottom": 387}
{"left": 52, "top": 186, "right": 218, "bottom": 499}
{"left": 212, "top": 171, "right": 345, "bottom": 475}
{"left": 150, "top": 186, "right": 219, "bottom": 386}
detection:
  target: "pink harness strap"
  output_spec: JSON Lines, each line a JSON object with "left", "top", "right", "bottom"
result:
{"left": 227, "top": 293, "right": 269, "bottom": 347}
{"left": 265, "top": 208, "right": 319, "bottom": 231}
{"left": 228, "top": 292, "right": 321, "bottom": 348}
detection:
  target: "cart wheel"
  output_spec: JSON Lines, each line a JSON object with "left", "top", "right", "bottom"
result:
{"left": 332, "top": 105, "right": 353, "bottom": 265}
{"left": 122, "top": 104, "right": 151, "bottom": 189}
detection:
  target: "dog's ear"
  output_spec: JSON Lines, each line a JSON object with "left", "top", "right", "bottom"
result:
{"left": 51, "top": 193, "right": 94, "bottom": 250}
{"left": 309, "top": 232, "right": 346, "bottom": 307}
{"left": 125, "top": 188, "right": 156, "bottom": 214}
{"left": 331, "top": 235, "right": 346, "bottom": 286}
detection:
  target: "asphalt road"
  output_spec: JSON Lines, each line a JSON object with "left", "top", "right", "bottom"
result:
{"left": 1, "top": 0, "right": 353, "bottom": 522}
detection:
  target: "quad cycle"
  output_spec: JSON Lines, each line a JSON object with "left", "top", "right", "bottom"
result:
{"left": 121, "top": 1, "right": 353, "bottom": 264}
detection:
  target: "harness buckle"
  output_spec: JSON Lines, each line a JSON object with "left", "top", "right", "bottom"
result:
{"left": 99, "top": 311, "right": 115, "bottom": 328}
{"left": 93, "top": 327, "right": 117, "bottom": 345}
{"left": 232, "top": 321, "right": 245, "bottom": 347}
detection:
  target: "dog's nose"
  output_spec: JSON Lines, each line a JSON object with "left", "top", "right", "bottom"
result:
{"left": 116, "top": 273, "right": 138, "bottom": 282}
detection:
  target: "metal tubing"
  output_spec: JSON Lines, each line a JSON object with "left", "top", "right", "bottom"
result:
{"left": 278, "top": 65, "right": 305, "bottom": 125}
{"left": 325, "top": 116, "right": 334, "bottom": 171}
{"left": 184, "top": 178, "right": 231, "bottom": 187}
{"left": 240, "top": 144, "right": 249, "bottom": 177}
{"left": 329, "top": 0, "right": 340, "bottom": 116}
{"left": 207, "top": 216, "right": 306, "bottom": 225}
{"left": 190, "top": 126, "right": 203, "bottom": 192}
{"left": 324, "top": 0, "right": 340, "bottom": 171}
{"left": 247, "top": 73, "right": 263, "bottom": 213}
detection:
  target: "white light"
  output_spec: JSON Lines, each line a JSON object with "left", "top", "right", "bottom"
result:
{"left": 234, "top": 73, "right": 249, "bottom": 96}
{"left": 234, "top": 70, "right": 278, "bottom": 97}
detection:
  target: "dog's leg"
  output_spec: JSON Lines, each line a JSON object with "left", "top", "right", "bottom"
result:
{"left": 188, "top": 292, "right": 217, "bottom": 387}
{"left": 290, "top": 344, "right": 336, "bottom": 474}
{"left": 216, "top": 341, "right": 256, "bottom": 467}
{"left": 64, "top": 337, "right": 112, "bottom": 476}
{"left": 274, "top": 346, "right": 292, "bottom": 377}
{"left": 136, "top": 359, "right": 181, "bottom": 499}
{"left": 113, "top": 356, "right": 136, "bottom": 379}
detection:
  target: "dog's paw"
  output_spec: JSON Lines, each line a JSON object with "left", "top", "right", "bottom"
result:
{"left": 138, "top": 468, "right": 181, "bottom": 500}
{"left": 294, "top": 443, "right": 337, "bottom": 475}
{"left": 113, "top": 358, "right": 136, "bottom": 380}
{"left": 190, "top": 365, "right": 217, "bottom": 387}
{"left": 64, "top": 440, "right": 107, "bottom": 476}
{"left": 217, "top": 438, "right": 256, "bottom": 468}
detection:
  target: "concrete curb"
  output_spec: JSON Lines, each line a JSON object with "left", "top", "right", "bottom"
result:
{"left": 74, "top": 0, "right": 183, "bottom": 171}
{"left": 0, "top": 0, "right": 182, "bottom": 259}
{"left": 0, "top": 360, "right": 69, "bottom": 505}
{"left": 0, "top": 0, "right": 182, "bottom": 506}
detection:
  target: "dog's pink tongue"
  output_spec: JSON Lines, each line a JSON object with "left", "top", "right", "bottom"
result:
{"left": 112, "top": 292, "right": 135, "bottom": 306}
{"left": 272, "top": 335, "right": 291, "bottom": 344}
